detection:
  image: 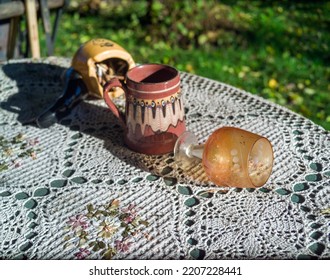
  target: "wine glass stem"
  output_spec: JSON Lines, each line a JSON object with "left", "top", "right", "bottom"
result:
{"left": 188, "top": 144, "right": 205, "bottom": 159}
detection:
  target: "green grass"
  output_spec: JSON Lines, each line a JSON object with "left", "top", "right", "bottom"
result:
{"left": 47, "top": 0, "right": 329, "bottom": 130}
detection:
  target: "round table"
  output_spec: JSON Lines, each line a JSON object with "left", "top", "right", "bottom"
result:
{"left": 0, "top": 57, "right": 329, "bottom": 260}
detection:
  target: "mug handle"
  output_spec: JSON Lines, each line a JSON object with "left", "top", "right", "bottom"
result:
{"left": 103, "top": 78, "right": 126, "bottom": 126}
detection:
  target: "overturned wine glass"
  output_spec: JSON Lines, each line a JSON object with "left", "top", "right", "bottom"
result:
{"left": 174, "top": 127, "right": 274, "bottom": 188}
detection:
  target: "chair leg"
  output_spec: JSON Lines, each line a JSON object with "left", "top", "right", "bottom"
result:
{"left": 7, "top": 17, "right": 20, "bottom": 59}
{"left": 25, "top": 0, "right": 40, "bottom": 58}
{"left": 52, "top": 6, "right": 63, "bottom": 44}
{"left": 40, "top": 0, "right": 54, "bottom": 56}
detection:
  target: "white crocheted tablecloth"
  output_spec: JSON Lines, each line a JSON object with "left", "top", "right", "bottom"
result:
{"left": 0, "top": 57, "right": 329, "bottom": 260}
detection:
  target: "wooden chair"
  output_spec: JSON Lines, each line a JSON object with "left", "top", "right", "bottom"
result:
{"left": 0, "top": 0, "right": 67, "bottom": 60}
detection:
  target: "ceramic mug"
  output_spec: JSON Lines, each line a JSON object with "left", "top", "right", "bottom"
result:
{"left": 103, "top": 63, "right": 186, "bottom": 155}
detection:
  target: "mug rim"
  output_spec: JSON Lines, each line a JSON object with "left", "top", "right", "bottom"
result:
{"left": 126, "top": 63, "right": 179, "bottom": 85}
{"left": 125, "top": 63, "right": 180, "bottom": 98}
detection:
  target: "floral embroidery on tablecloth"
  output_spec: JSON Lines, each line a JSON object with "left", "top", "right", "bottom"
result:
{"left": 0, "top": 133, "right": 40, "bottom": 172}
{"left": 64, "top": 199, "right": 149, "bottom": 259}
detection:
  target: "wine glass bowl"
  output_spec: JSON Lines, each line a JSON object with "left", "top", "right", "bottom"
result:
{"left": 174, "top": 127, "right": 274, "bottom": 188}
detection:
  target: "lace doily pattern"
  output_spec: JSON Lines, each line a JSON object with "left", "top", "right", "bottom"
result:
{"left": 0, "top": 58, "right": 329, "bottom": 260}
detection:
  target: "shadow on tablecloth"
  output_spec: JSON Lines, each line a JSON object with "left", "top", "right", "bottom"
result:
{"left": 0, "top": 62, "right": 210, "bottom": 187}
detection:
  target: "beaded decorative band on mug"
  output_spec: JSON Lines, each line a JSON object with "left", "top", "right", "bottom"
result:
{"left": 126, "top": 90, "right": 182, "bottom": 109}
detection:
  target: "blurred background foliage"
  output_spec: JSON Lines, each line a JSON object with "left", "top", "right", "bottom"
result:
{"left": 52, "top": 0, "right": 329, "bottom": 129}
